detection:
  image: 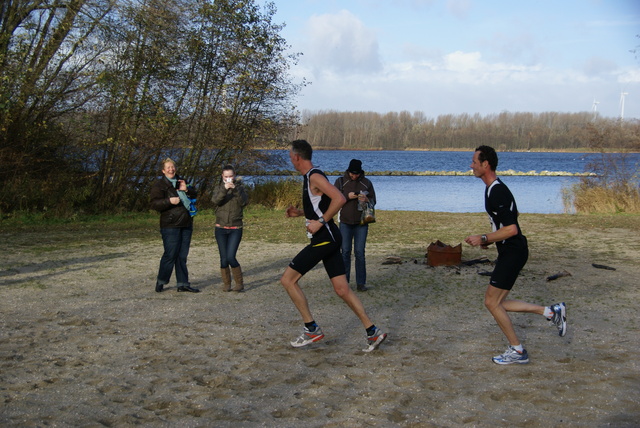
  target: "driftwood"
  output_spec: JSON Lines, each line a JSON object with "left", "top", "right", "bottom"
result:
{"left": 461, "top": 257, "right": 491, "bottom": 266}
{"left": 592, "top": 263, "right": 616, "bottom": 271}
{"left": 382, "top": 256, "right": 403, "bottom": 265}
{"left": 546, "top": 270, "right": 572, "bottom": 281}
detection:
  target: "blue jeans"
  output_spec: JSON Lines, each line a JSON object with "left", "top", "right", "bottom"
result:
{"left": 215, "top": 227, "right": 243, "bottom": 268}
{"left": 157, "top": 226, "right": 192, "bottom": 287}
{"left": 340, "top": 222, "right": 369, "bottom": 285}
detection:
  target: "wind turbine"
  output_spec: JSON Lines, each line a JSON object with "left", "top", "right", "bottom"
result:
{"left": 592, "top": 99, "right": 599, "bottom": 119}
{"left": 619, "top": 92, "right": 628, "bottom": 121}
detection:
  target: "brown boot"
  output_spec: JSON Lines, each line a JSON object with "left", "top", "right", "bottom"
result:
{"left": 221, "top": 267, "right": 231, "bottom": 292}
{"left": 231, "top": 265, "right": 244, "bottom": 292}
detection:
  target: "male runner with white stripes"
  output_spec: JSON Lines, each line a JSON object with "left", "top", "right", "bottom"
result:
{"left": 465, "top": 145, "right": 567, "bottom": 364}
{"left": 280, "top": 139, "right": 387, "bottom": 352}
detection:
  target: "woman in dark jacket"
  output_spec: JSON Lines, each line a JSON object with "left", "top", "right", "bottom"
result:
{"left": 150, "top": 158, "right": 199, "bottom": 293}
{"left": 211, "top": 165, "right": 248, "bottom": 292}
{"left": 334, "top": 159, "right": 376, "bottom": 292}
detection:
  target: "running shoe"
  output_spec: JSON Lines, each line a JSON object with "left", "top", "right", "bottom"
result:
{"left": 492, "top": 346, "right": 529, "bottom": 365}
{"left": 290, "top": 326, "right": 324, "bottom": 348}
{"left": 548, "top": 302, "right": 567, "bottom": 337}
{"left": 363, "top": 327, "right": 387, "bottom": 352}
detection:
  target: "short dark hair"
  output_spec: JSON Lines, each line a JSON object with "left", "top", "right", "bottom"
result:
{"left": 222, "top": 164, "right": 235, "bottom": 174}
{"left": 291, "top": 139, "right": 312, "bottom": 161}
{"left": 475, "top": 145, "right": 498, "bottom": 171}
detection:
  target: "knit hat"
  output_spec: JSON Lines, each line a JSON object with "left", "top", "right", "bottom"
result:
{"left": 347, "top": 159, "right": 363, "bottom": 174}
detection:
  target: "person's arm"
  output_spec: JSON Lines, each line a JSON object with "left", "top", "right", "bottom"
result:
{"left": 236, "top": 183, "right": 249, "bottom": 207}
{"left": 465, "top": 224, "right": 518, "bottom": 247}
{"left": 367, "top": 180, "right": 376, "bottom": 206}
{"left": 150, "top": 181, "right": 179, "bottom": 212}
{"left": 307, "top": 174, "right": 346, "bottom": 234}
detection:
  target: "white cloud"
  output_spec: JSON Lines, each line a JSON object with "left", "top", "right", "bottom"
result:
{"left": 304, "top": 10, "right": 382, "bottom": 74}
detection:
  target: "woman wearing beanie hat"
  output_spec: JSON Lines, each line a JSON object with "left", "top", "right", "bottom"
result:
{"left": 335, "top": 159, "right": 376, "bottom": 292}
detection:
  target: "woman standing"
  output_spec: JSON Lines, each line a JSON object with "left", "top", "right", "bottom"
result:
{"left": 335, "top": 159, "right": 376, "bottom": 292}
{"left": 212, "top": 165, "right": 248, "bottom": 292}
{"left": 150, "top": 158, "right": 200, "bottom": 293}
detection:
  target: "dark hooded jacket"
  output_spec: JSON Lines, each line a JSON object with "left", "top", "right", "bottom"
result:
{"left": 334, "top": 171, "right": 376, "bottom": 225}
{"left": 150, "top": 176, "right": 197, "bottom": 229}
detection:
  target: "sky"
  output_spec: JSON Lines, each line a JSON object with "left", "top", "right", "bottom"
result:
{"left": 261, "top": 0, "right": 640, "bottom": 119}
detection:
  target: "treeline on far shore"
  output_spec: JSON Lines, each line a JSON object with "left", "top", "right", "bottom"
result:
{"left": 294, "top": 110, "right": 640, "bottom": 152}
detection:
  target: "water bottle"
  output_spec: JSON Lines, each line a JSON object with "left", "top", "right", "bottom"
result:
{"left": 357, "top": 191, "right": 368, "bottom": 211}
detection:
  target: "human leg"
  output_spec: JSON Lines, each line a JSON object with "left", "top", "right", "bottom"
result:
{"left": 353, "top": 224, "right": 368, "bottom": 290}
{"left": 339, "top": 222, "right": 354, "bottom": 283}
{"left": 157, "top": 228, "right": 181, "bottom": 290}
{"left": 484, "top": 285, "right": 520, "bottom": 346}
{"left": 280, "top": 266, "right": 314, "bottom": 323}
{"left": 330, "top": 274, "right": 373, "bottom": 328}
{"left": 174, "top": 226, "right": 192, "bottom": 287}
{"left": 225, "top": 228, "right": 243, "bottom": 268}
{"left": 215, "top": 227, "right": 230, "bottom": 268}
{"left": 226, "top": 229, "right": 244, "bottom": 291}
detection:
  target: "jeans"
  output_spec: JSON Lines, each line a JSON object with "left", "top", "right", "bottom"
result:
{"left": 215, "top": 227, "right": 243, "bottom": 268}
{"left": 340, "top": 222, "right": 369, "bottom": 285}
{"left": 157, "top": 226, "right": 192, "bottom": 287}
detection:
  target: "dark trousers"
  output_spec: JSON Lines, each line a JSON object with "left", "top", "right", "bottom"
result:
{"left": 157, "top": 226, "right": 192, "bottom": 287}
{"left": 215, "top": 227, "right": 243, "bottom": 268}
{"left": 340, "top": 222, "right": 369, "bottom": 285}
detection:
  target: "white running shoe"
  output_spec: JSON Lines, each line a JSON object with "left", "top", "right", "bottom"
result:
{"left": 363, "top": 327, "right": 387, "bottom": 352}
{"left": 290, "top": 326, "right": 325, "bottom": 348}
{"left": 492, "top": 346, "right": 529, "bottom": 365}
{"left": 548, "top": 302, "right": 567, "bottom": 337}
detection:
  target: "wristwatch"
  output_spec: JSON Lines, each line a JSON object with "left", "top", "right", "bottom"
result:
{"left": 318, "top": 217, "right": 327, "bottom": 225}
{"left": 481, "top": 234, "right": 488, "bottom": 244}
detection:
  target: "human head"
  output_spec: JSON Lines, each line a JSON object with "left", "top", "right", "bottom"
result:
{"left": 474, "top": 145, "right": 498, "bottom": 171}
{"left": 162, "top": 158, "right": 177, "bottom": 179}
{"left": 290, "top": 139, "right": 313, "bottom": 161}
{"left": 347, "top": 159, "right": 363, "bottom": 174}
{"left": 221, "top": 164, "right": 235, "bottom": 183}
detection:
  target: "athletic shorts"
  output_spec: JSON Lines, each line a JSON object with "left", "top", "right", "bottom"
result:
{"left": 289, "top": 240, "right": 346, "bottom": 279}
{"left": 490, "top": 240, "right": 529, "bottom": 291}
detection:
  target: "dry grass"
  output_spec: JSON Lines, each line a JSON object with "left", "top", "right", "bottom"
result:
{"left": 564, "top": 181, "right": 640, "bottom": 214}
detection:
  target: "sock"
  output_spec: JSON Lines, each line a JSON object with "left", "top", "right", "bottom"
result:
{"left": 543, "top": 306, "right": 554, "bottom": 318}
{"left": 305, "top": 321, "right": 318, "bottom": 332}
{"left": 366, "top": 325, "right": 376, "bottom": 336}
{"left": 512, "top": 344, "right": 524, "bottom": 353}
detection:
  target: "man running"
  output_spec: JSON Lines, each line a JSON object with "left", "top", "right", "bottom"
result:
{"left": 280, "top": 140, "right": 387, "bottom": 352}
{"left": 465, "top": 145, "right": 567, "bottom": 364}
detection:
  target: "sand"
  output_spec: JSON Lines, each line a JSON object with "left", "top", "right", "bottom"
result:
{"left": 1, "top": 218, "right": 639, "bottom": 427}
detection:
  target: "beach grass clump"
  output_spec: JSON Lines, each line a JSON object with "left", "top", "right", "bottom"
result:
{"left": 564, "top": 181, "right": 640, "bottom": 214}
{"left": 247, "top": 177, "right": 302, "bottom": 210}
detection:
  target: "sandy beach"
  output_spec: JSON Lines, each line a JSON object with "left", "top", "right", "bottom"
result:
{"left": 1, "top": 211, "right": 639, "bottom": 427}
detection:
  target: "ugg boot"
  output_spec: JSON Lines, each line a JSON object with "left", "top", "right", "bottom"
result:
{"left": 221, "top": 267, "right": 232, "bottom": 292}
{"left": 231, "top": 265, "right": 244, "bottom": 292}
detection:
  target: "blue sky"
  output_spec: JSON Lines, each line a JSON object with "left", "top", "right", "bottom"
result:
{"left": 263, "top": 0, "right": 640, "bottom": 119}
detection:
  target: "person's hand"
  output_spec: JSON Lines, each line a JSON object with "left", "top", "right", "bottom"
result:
{"left": 285, "top": 205, "right": 300, "bottom": 218}
{"left": 358, "top": 193, "right": 368, "bottom": 203}
{"left": 224, "top": 181, "right": 235, "bottom": 190}
{"left": 176, "top": 180, "right": 187, "bottom": 191}
{"left": 464, "top": 235, "right": 481, "bottom": 247}
{"left": 348, "top": 192, "right": 358, "bottom": 200}
{"left": 169, "top": 197, "right": 180, "bottom": 205}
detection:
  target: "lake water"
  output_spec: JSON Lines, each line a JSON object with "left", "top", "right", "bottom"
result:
{"left": 262, "top": 150, "right": 639, "bottom": 214}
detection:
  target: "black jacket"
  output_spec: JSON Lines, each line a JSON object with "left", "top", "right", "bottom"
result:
{"left": 334, "top": 172, "right": 376, "bottom": 225}
{"left": 150, "top": 176, "right": 197, "bottom": 228}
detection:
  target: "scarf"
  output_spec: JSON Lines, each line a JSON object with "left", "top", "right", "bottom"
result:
{"left": 167, "top": 176, "right": 191, "bottom": 211}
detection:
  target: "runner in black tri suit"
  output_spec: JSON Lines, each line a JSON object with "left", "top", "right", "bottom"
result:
{"left": 280, "top": 140, "right": 387, "bottom": 352}
{"left": 465, "top": 145, "right": 567, "bottom": 365}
